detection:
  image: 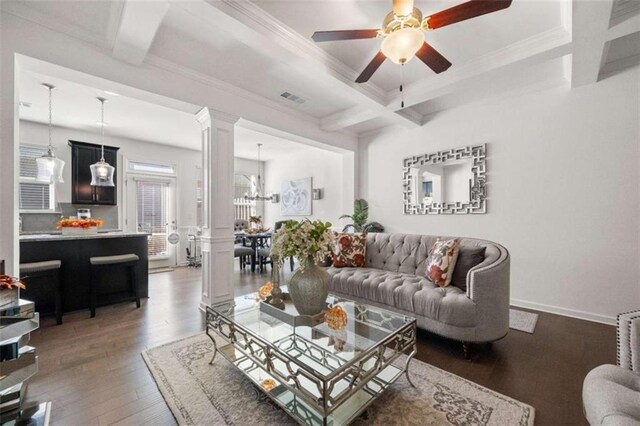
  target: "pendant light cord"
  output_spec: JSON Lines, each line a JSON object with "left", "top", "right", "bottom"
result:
{"left": 400, "top": 63, "right": 405, "bottom": 109}
{"left": 48, "top": 85, "right": 53, "bottom": 149}
{"left": 257, "top": 143, "right": 262, "bottom": 195}
{"left": 99, "top": 98, "right": 106, "bottom": 162}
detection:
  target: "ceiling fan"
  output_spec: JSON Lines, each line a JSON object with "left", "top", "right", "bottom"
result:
{"left": 312, "top": 0, "right": 513, "bottom": 83}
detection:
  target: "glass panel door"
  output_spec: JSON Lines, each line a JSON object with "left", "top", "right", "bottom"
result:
{"left": 126, "top": 176, "right": 176, "bottom": 267}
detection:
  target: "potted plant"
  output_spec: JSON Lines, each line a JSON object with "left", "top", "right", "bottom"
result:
{"left": 339, "top": 199, "right": 384, "bottom": 233}
{"left": 271, "top": 220, "right": 333, "bottom": 315}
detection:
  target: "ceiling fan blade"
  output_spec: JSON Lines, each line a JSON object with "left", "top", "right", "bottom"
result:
{"left": 312, "top": 30, "right": 379, "bottom": 42}
{"left": 416, "top": 42, "right": 452, "bottom": 73}
{"left": 426, "top": 0, "right": 512, "bottom": 30}
{"left": 356, "top": 51, "right": 386, "bottom": 83}
{"left": 393, "top": 0, "right": 414, "bottom": 16}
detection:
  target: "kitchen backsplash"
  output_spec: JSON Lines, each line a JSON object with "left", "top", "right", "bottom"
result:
{"left": 21, "top": 203, "right": 119, "bottom": 233}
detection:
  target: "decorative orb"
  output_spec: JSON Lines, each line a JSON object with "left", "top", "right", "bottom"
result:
{"left": 258, "top": 282, "right": 273, "bottom": 301}
{"left": 325, "top": 305, "right": 348, "bottom": 330}
{"left": 261, "top": 379, "right": 276, "bottom": 392}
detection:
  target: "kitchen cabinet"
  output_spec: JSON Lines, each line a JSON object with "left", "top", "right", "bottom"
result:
{"left": 69, "top": 140, "right": 119, "bottom": 205}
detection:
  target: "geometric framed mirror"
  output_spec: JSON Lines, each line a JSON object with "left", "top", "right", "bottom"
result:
{"left": 402, "top": 144, "right": 487, "bottom": 215}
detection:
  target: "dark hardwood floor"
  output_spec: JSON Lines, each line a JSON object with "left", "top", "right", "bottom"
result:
{"left": 23, "top": 266, "right": 615, "bottom": 425}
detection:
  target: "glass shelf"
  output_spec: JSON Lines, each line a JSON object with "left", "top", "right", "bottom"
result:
{"left": 0, "top": 354, "right": 38, "bottom": 392}
{"left": 0, "top": 313, "right": 39, "bottom": 344}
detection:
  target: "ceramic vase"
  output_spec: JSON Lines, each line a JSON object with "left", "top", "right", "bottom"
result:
{"left": 288, "top": 257, "right": 329, "bottom": 315}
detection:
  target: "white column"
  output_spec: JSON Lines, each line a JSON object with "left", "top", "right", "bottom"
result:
{"left": 195, "top": 108, "right": 238, "bottom": 310}
{"left": 0, "top": 52, "right": 19, "bottom": 275}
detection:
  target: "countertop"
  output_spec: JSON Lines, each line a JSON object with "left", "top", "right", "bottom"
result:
{"left": 20, "top": 231, "right": 150, "bottom": 242}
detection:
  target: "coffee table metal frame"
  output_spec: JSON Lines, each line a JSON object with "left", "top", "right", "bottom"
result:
{"left": 205, "top": 299, "right": 417, "bottom": 426}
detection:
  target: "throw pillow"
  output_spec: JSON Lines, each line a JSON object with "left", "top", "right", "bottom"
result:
{"left": 426, "top": 238, "right": 460, "bottom": 287}
{"left": 332, "top": 233, "right": 367, "bottom": 268}
{"left": 451, "top": 246, "right": 486, "bottom": 292}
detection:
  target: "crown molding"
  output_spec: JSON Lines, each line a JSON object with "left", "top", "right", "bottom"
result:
{"left": 218, "top": 0, "right": 388, "bottom": 103}
{"left": 195, "top": 107, "right": 239, "bottom": 126}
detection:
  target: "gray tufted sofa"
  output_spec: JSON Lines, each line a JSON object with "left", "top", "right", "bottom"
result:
{"left": 582, "top": 310, "right": 640, "bottom": 425}
{"left": 326, "top": 233, "right": 510, "bottom": 353}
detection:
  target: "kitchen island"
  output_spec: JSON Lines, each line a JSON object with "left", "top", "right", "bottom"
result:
{"left": 20, "top": 232, "right": 149, "bottom": 316}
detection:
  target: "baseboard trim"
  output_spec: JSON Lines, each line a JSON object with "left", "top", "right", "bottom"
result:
{"left": 510, "top": 299, "right": 616, "bottom": 325}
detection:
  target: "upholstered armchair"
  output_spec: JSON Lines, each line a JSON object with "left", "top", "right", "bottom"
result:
{"left": 582, "top": 310, "right": 640, "bottom": 425}
{"left": 234, "top": 219, "right": 251, "bottom": 268}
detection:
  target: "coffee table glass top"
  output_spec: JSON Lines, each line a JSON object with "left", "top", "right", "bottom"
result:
{"left": 210, "top": 294, "right": 414, "bottom": 375}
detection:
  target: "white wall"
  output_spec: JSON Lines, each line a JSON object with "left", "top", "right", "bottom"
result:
{"left": 360, "top": 68, "right": 640, "bottom": 324}
{"left": 263, "top": 149, "right": 345, "bottom": 228}
{"left": 20, "top": 120, "right": 202, "bottom": 265}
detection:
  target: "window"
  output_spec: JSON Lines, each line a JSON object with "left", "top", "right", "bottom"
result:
{"left": 128, "top": 160, "right": 175, "bottom": 175}
{"left": 233, "top": 173, "right": 256, "bottom": 221}
{"left": 19, "top": 145, "right": 55, "bottom": 210}
{"left": 136, "top": 180, "right": 168, "bottom": 257}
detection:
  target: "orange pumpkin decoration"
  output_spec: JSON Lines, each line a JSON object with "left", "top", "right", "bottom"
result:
{"left": 261, "top": 379, "right": 276, "bottom": 392}
{"left": 258, "top": 282, "right": 273, "bottom": 301}
{"left": 325, "top": 305, "right": 348, "bottom": 330}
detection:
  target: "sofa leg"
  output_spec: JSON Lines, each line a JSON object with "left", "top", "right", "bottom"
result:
{"left": 463, "top": 342, "right": 472, "bottom": 360}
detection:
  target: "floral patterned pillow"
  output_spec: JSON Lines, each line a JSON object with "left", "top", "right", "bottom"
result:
{"left": 426, "top": 238, "right": 460, "bottom": 287}
{"left": 332, "top": 233, "right": 367, "bottom": 268}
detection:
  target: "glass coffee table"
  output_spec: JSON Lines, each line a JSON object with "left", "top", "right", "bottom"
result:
{"left": 205, "top": 294, "right": 417, "bottom": 426}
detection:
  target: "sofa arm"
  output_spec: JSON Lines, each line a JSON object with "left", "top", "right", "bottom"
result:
{"left": 617, "top": 310, "right": 640, "bottom": 374}
{"left": 467, "top": 245, "right": 510, "bottom": 342}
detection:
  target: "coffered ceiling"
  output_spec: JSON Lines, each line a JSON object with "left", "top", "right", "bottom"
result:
{"left": 2, "top": 0, "right": 639, "bottom": 137}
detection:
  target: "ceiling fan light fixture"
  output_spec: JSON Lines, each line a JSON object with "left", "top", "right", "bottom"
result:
{"left": 381, "top": 27, "right": 424, "bottom": 64}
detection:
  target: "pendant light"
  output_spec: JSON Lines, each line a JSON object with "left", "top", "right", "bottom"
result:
{"left": 244, "top": 143, "right": 274, "bottom": 202}
{"left": 90, "top": 97, "right": 115, "bottom": 187}
{"left": 36, "top": 83, "right": 65, "bottom": 183}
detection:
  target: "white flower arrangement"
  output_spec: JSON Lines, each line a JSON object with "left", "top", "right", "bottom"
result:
{"left": 271, "top": 220, "right": 334, "bottom": 270}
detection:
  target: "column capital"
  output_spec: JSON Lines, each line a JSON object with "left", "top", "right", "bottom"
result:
{"left": 195, "top": 107, "right": 240, "bottom": 127}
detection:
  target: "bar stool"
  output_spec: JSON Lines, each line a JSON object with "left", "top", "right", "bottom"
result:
{"left": 89, "top": 254, "right": 140, "bottom": 318}
{"left": 19, "top": 260, "right": 63, "bottom": 325}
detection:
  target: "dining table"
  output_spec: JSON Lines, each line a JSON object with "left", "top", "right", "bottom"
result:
{"left": 235, "top": 231, "right": 272, "bottom": 272}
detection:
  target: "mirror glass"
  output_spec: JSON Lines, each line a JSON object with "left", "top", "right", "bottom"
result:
{"left": 411, "top": 159, "right": 474, "bottom": 205}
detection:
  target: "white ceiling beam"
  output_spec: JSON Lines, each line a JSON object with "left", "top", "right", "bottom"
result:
{"left": 112, "top": 0, "right": 170, "bottom": 65}
{"left": 570, "top": 0, "right": 615, "bottom": 88}
{"left": 321, "top": 107, "right": 378, "bottom": 132}
{"left": 181, "top": 0, "right": 420, "bottom": 130}
{"left": 385, "top": 27, "right": 572, "bottom": 111}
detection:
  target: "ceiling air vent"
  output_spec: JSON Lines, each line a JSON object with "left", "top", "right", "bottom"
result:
{"left": 280, "top": 92, "right": 306, "bottom": 104}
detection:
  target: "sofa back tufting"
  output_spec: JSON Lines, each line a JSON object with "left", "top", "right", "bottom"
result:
{"left": 365, "top": 233, "right": 501, "bottom": 277}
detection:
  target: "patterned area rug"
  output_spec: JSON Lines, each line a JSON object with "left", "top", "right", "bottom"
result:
{"left": 509, "top": 309, "right": 539, "bottom": 334}
{"left": 142, "top": 333, "right": 534, "bottom": 426}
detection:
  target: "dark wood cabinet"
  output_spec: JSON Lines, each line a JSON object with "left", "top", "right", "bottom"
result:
{"left": 69, "top": 140, "right": 119, "bottom": 205}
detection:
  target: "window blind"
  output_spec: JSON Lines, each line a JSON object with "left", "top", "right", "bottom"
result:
{"left": 20, "top": 145, "right": 47, "bottom": 178}
{"left": 136, "top": 180, "right": 168, "bottom": 257}
{"left": 19, "top": 182, "right": 51, "bottom": 210}
{"left": 19, "top": 145, "right": 53, "bottom": 210}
